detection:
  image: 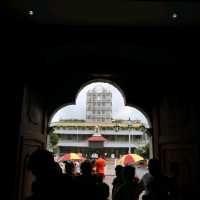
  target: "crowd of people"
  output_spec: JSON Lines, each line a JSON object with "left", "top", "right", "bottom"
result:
{"left": 26, "top": 149, "right": 180, "bottom": 200}
{"left": 112, "top": 159, "right": 180, "bottom": 200}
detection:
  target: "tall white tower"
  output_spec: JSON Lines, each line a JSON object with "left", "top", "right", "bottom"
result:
{"left": 86, "top": 85, "right": 112, "bottom": 123}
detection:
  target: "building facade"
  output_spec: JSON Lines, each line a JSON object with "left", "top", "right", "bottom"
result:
{"left": 50, "top": 120, "right": 149, "bottom": 158}
{"left": 49, "top": 86, "right": 149, "bottom": 158}
{"left": 86, "top": 86, "right": 112, "bottom": 123}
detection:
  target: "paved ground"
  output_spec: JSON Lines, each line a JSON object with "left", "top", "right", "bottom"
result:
{"left": 104, "top": 159, "right": 148, "bottom": 200}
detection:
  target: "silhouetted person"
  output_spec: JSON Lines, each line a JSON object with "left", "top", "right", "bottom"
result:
{"left": 60, "top": 160, "right": 78, "bottom": 200}
{"left": 64, "top": 160, "right": 75, "bottom": 176}
{"left": 74, "top": 160, "right": 81, "bottom": 175}
{"left": 26, "top": 149, "right": 63, "bottom": 200}
{"left": 76, "top": 160, "right": 98, "bottom": 200}
{"left": 96, "top": 174, "right": 110, "bottom": 200}
{"left": 113, "top": 165, "right": 139, "bottom": 200}
{"left": 139, "top": 158, "right": 170, "bottom": 200}
{"left": 91, "top": 159, "right": 96, "bottom": 175}
{"left": 112, "top": 165, "right": 124, "bottom": 200}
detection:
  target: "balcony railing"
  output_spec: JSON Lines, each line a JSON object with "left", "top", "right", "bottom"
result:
{"left": 55, "top": 129, "right": 143, "bottom": 136}
{"left": 104, "top": 141, "right": 138, "bottom": 148}
{"left": 58, "top": 140, "right": 88, "bottom": 147}
{"left": 58, "top": 140, "right": 145, "bottom": 148}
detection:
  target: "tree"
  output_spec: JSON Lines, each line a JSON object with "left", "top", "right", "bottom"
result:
{"left": 49, "top": 132, "right": 59, "bottom": 154}
{"left": 134, "top": 143, "right": 149, "bottom": 158}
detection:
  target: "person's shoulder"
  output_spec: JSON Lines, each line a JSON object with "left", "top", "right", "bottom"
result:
{"left": 134, "top": 176, "right": 139, "bottom": 183}
{"left": 102, "top": 182, "right": 109, "bottom": 187}
{"left": 112, "top": 177, "right": 118, "bottom": 184}
{"left": 142, "top": 173, "right": 151, "bottom": 179}
{"left": 117, "top": 183, "right": 126, "bottom": 191}
{"left": 141, "top": 173, "right": 153, "bottom": 183}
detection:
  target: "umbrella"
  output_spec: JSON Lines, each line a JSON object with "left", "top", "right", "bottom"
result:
{"left": 77, "top": 153, "right": 86, "bottom": 161}
{"left": 57, "top": 153, "right": 82, "bottom": 162}
{"left": 117, "top": 154, "right": 144, "bottom": 166}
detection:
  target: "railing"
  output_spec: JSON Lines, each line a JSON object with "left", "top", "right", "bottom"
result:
{"left": 55, "top": 129, "right": 143, "bottom": 136}
{"left": 58, "top": 140, "right": 88, "bottom": 147}
{"left": 58, "top": 140, "right": 145, "bottom": 148}
{"left": 104, "top": 141, "right": 139, "bottom": 148}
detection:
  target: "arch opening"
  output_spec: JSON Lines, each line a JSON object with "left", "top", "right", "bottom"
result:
{"left": 49, "top": 79, "right": 151, "bottom": 128}
{"left": 48, "top": 79, "right": 153, "bottom": 185}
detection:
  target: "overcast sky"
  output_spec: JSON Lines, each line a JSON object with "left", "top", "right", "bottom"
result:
{"left": 51, "top": 82, "right": 149, "bottom": 127}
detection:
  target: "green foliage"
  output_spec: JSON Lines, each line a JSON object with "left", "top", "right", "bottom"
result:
{"left": 50, "top": 132, "right": 59, "bottom": 146}
{"left": 139, "top": 125, "right": 146, "bottom": 131}
{"left": 49, "top": 132, "right": 59, "bottom": 153}
{"left": 134, "top": 143, "right": 150, "bottom": 158}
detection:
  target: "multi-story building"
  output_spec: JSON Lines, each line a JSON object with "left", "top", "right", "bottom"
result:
{"left": 50, "top": 120, "right": 149, "bottom": 158}
{"left": 49, "top": 86, "right": 150, "bottom": 158}
{"left": 86, "top": 85, "right": 112, "bottom": 123}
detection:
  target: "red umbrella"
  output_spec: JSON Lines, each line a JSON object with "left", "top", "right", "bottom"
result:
{"left": 117, "top": 154, "right": 144, "bottom": 166}
{"left": 77, "top": 153, "right": 85, "bottom": 161}
{"left": 58, "top": 153, "right": 82, "bottom": 162}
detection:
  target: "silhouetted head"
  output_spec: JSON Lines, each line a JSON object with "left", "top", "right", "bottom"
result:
{"left": 27, "top": 149, "right": 59, "bottom": 179}
{"left": 123, "top": 165, "right": 135, "bottom": 182}
{"left": 64, "top": 160, "right": 75, "bottom": 175}
{"left": 96, "top": 174, "right": 104, "bottom": 183}
{"left": 99, "top": 153, "right": 105, "bottom": 159}
{"left": 81, "top": 160, "right": 92, "bottom": 175}
{"left": 148, "top": 158, "right": 161, "bottom": 176}
{"left": 115, "top": 165, "right": 123, "bottom": 177}
{"left": 91, "top": 159, "right": 96, "bottom": 165}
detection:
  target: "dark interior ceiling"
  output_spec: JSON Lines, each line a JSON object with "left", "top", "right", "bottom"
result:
{"left": 6, "top": 22, "right": 199, "bottom": 82}
{"left": 7, "top": 1, "right": 200, "bottom": 25}
{"left": 4, "top": 2, "right": 200, "bottom": 119}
